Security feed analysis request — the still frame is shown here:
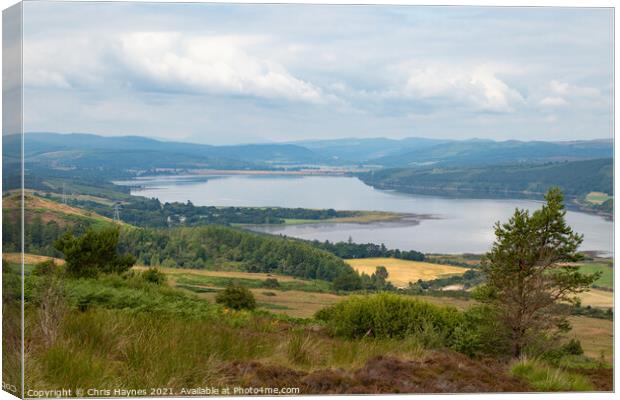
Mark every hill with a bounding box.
[292,137,612,167]
[3,132,329,173]
[2,192,121,256]
[369,139,613,167]
[4,133,612,177]
[357,158,613,200]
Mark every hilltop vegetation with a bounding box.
[358,158,612,200]
[121,225,358,284]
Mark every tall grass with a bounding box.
[509,357,594,392]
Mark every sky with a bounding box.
[16,2,614,144]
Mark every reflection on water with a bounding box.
[124,175,613,255]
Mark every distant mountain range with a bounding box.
[293,137,613,167]
[3,132,613,171]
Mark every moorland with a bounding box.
[2,132,614,395]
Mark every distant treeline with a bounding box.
[359,158,612,200]
[307,239,425,261]
[68,197,357,227]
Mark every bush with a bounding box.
[142,268,166,285]
[32,260,57,276]
[562,339,584,356]
[450,305,511,358]
[215,285,256,310]
[262,278,280,288]
[332,272,361,291]
[315,293,463,345]
[54,227,136,278]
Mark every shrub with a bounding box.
[332,272,361,291]
[315,293,463,345]
[562,339,584,356]
[262,278,280,288]
[32,260,57,276]
[142,268,166,285]
[215,285,256,310]
[54,227,136,278]
[450,305,511,358]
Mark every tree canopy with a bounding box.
[54,226,136,278]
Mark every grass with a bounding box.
[576,262,613,289]
[201,288,344,318]
[19,267,611,393]
[568,316,613,362]
[575,289,613,309]
[281,211,405,225]
[346,257,468,288]
[585,192,612,205]
[509,358,594,391]
[170,272,332,293]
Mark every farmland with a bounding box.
[577,262,613,289]
[147,266,611,360]
[346,257,468,288]
[576,288,613,309]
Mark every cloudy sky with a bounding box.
[19,2,613,144]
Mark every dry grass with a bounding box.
[4,193,118,226]
[3,253,65,265]
[576,289,613,309]
[201,289,344,318]
[347,258,467,288]
[568,316,613,362]
[132,265,301,283]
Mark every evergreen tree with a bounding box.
[478,188,599,356]
[54,226,136,278]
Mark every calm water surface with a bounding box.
[121,175,613,255]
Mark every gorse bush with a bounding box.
[215,285,257,310]
[315,293,464,345]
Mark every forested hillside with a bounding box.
[120,225,357,282]
[358,158,612,199]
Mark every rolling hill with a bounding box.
[3,132,330,172]
[357,158,613,199]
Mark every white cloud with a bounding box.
[117,32,325,104]
[23,36,108,88]
[395,63,525,112]
[539,96,568,107]
[548,80,601,98]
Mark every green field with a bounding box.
[578,262,613,289]
[585,192,612,205]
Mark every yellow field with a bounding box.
[347,257,468,288]
[3,252,65,265]
[569,316,613,361]
[577,288,614,309]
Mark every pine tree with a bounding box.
[478,188,600,356]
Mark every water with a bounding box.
[120,175,613,255]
